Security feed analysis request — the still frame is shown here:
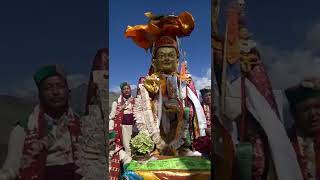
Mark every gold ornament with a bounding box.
[240,53,258,73]
[143,74,161,94]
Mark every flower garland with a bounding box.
[133,84,162,144]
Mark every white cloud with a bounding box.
[191,68,211,90]
[110,85,120,93]
[306,23,320,52]
[130,84,137,90]
[257,43,320,90]
[67,74,88,89]
[206,68,211,78]
[11,74,88,98]
[255,44,318,128]
[13,79,37,98]
[110,84,137,93]
[314,57,320,63]
[226,22,320,91]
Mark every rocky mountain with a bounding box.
[0,95,34,165]
[108,88,137,109]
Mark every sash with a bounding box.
[18,105,80,180]
[109,100,124,180]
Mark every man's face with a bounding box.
[39,75,69,111]
[153,47,178,74]
[203,93,211,105]
[121,85,131,98]
[239,27,250,40]
[295,97,320,136]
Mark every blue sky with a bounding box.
[238,0,320,50]
[0,0,107,96]
[109,0,211,92]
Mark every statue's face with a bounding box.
[153,47,178,74]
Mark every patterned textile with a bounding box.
[18,105,80,180]
[203,104,211,129]
[292,134,320,180]
[247,55,280,118]
[109,99,125,180]
[122,157,211,180]
[76,105,108,180]
[251,134,266,180]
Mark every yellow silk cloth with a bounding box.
[125,23,161,49]
[135,170,211,180]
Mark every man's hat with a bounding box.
[285,77,320,108]
[200,86,211,97]
[33,65,67,87]
[120,82,130,90]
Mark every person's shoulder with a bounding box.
[112,101,118,106]
[15,107,35,128]
[8,121,26,137]
[16,118,29,130]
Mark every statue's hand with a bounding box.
[155,139,167,151]
[144,74,160,94]
[152,133,165,150]
[164,99,181,112]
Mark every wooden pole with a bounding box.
[220,23,228,120]
[212,0,221,36]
